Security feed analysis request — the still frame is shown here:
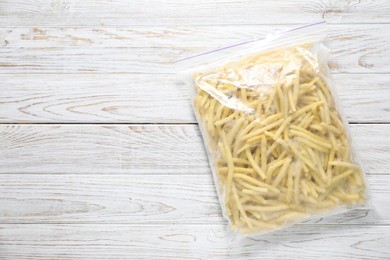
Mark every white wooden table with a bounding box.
[0,1,389,259]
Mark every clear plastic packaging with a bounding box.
[177,21,368,237]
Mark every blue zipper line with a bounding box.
[174,20,326,63]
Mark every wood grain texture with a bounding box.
[0,174,386,225]
[0,73,388,123]
[0,124,388,174]
[0,24,388,73]
[0,0,389,26]
[0,0,389,258]
[0,224,389,259]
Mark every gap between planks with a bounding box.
[0,122,388,125]
[1,23,390,29]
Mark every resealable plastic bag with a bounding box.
[177,21,368,238]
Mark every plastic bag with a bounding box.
[177,21,367,237]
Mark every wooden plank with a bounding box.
[0,73,388,123]
[0,124,388,174]
[0,24,388,73]
[0,1,389,26]
[0,224,388,259]
[0,174,387,225]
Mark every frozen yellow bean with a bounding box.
[192,44,366,234]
